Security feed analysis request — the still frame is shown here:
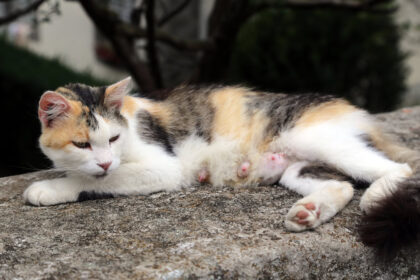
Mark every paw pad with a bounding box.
[285,201,323,231]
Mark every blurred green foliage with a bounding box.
[229,8,407,113]
[0,37,106,89]
[0,38,107,176]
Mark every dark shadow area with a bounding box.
[0,38,107,176]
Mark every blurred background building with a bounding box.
[0,0,419,176]
[397,0,420,105]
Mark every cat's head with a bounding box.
[38,77,132,178]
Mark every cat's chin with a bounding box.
[94,172,108,179]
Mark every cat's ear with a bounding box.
[104,77,132,111]
[38,91,71,128]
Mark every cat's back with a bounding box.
[131,86,349,143]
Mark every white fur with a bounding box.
[40,114,124,178]
[174,134,245,186]
[255,153,288,184]
[25,89,413,237]
[285,181,354,231]
[280,162,330,196]
[359,167,411,212]
[25,107,184,205]
[275,111,412,222]
[278,161,355,231]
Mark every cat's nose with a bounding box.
[98,161,112,171]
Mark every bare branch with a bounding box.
[74,0,210,52]
[0,0,46,25]
[145,0,163,88]
[78,0,157,93]
[158,0,191,27]
[130,1,145,26]
[191,0,252,83]
[116,22,213,52]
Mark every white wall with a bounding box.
[397,0,420,87]
[26,1,127,83]
[396,0,420,105]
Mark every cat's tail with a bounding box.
[358,177,420,259]
[358,130,420,260]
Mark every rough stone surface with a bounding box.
[1,107,420,279]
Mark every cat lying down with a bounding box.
[23,77,420,259]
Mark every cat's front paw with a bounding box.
[285,202,323,232]
[23,181,61,206]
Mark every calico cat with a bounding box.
[23,77,420,258]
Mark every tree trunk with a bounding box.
[191,0,251,83]
[79,0,157,93]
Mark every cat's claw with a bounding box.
[285,202,322,231]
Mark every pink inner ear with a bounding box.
[38,92,70,127]
[108,100,122,109]
[104,77,131,111]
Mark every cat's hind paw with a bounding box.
[285,202,322,232]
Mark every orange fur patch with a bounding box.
[296,100,356,127]
[148,102,172,127]
[211,87,269,152]
[40,100,89,149]
[121,96,139,116]
[56,87,78,99]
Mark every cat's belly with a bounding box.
[175,135,250,186]
[175,135,285,187]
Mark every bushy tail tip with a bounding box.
[358,182,420,260]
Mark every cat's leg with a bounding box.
[24,159,184,206]
[312,139,411,212]
[283,125,412,213]
[24,177,85,206]
[280,162,354,231]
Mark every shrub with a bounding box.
[229,8,407,113]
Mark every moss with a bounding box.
[0,37,107,89]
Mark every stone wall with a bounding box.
[1,107,420,279]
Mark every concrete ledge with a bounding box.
[1,107,420,279]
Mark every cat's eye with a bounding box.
[72,141,91,149]
[109,135,120,143]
